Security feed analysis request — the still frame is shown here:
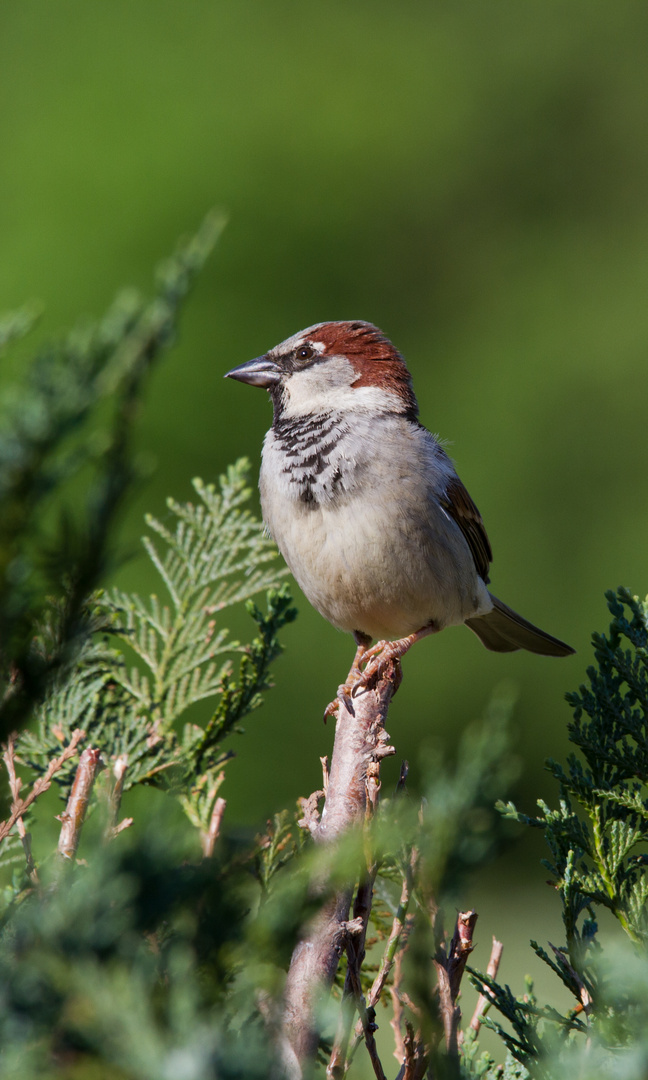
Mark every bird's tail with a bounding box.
[465,593,574,657]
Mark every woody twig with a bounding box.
[281,660,400,1078]
[0,730,85,874]
[57,746,103,862]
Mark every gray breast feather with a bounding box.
[259,412,490,639]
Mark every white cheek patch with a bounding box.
[283,361,405,418]
[283,356,356,414]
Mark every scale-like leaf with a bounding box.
[103,462,287,727]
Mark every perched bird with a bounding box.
[226,321,574,703]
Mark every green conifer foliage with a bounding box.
[0,212,226,742]
[469,589,648,1077]
[17,463,296,838]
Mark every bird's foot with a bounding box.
[324,627,437,717]
[350,639,399,697]
[323,681,355,722]
[351,623,439,697]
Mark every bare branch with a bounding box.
[390,947,408,1066]
[314,667,397,846]
[201,796,226,858]
[282,659,400,1073]
[320,755,330,794]
[331,731,416,1076]
[111,816,134,836]
[434,909,478,1055]
[448,909,478,1001]
[3,736,38,882]
[435,960,456,1056]
[468,936,503,1035]
[398,990,422,1020]
[399,1022,416,1080]
[329,848,380,1076]
[395,1020,427,1080]
[57,747,103,861]
[345,848,418,1073]
[341,924,387,1080]
[367,849,417,1011]
[0,729,84,850]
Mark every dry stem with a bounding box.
[469,936,503,1035]
[282,659,399,1076]
[366,848,417,1011]
[434,909,478,1055]
[201,796,227,857]
[390,946,408,1066]
[328,854,380,1077]
[0,730,85,860]
[57,746,103,861]
[344,846,418,1072]
[343,924,387,1080]
[395,1020,427,1080]
[3,736,38,882]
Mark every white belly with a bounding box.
[261,470,490,640]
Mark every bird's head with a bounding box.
[225,321,418,421]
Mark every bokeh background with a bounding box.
[2,0,647,1027]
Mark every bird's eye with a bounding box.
[295,344,314,362]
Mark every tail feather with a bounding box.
[465,594,574,657]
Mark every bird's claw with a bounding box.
[351,675,367,698]
[323,698,338,723]
[351,642,402,695]
[323,639,403,719]
[323,682,356,722]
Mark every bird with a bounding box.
[225,321,574,709]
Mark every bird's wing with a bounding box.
[439,475,493,584]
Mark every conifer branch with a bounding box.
[0,212,226,743]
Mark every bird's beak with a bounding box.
[224,355,281,388]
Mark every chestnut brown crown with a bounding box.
[293,320,418,416]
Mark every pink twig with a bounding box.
[434,909,478,1055]
[58,747,103,861]
[201,796,227,857]
[390,946,408,1065]
[0,730,85,855]
[469,936,503,1034]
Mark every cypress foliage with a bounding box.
[1,225,647,1078]
[469,588,648,1078]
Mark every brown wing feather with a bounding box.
[440,476,493,584]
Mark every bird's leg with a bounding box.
[351,622,439,696]
[323,632,372,721]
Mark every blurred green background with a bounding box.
[1,0,647,1011]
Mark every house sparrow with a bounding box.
[226,321,574,705]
